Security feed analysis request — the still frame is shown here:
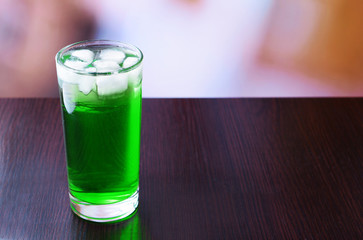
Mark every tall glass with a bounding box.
[55,40,143,222]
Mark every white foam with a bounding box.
[71,49,94,64]
[96,74,128,96]
[93,60,120,72]
[99,48,126,63]
[122,57,139,68]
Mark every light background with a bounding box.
[0,0,362,97]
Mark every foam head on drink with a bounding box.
[56,41,142,222]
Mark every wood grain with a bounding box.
[0,98,362,239]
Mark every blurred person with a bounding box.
[0,0,96,97]
[1,0,273,97]
[94,0,272,97]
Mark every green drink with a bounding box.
[56,40,143,222]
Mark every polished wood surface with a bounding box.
[0,98,362,239]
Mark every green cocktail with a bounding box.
[56,40,143,222]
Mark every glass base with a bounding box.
[69,189,139,223]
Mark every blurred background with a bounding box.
[0,0,362,97]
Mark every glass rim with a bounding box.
[55,39,143,76]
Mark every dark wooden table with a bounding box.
[0,98,362,239]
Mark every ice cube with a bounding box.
[85,67,97,73]
[62,83,77,114]
[96,74,128,96]
[64,59,90,70]
[127,65,142,87]
[122,57,139,68]
[99,48,126,63]
[93,60,120,72]
[122,47,138,57]
[79,76,96,95]
[56,64,78,84]
[71,49,94,64]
